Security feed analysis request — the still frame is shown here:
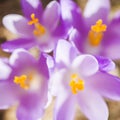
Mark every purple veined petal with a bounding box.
[42,1,60,32]
[72,55,99,76]
[59,0,86,35]
[2,14,33,36]
[54,91,75,120]
[89,72,120,101]
[77,89,108,120]
[54,39,79,66]
[0,59,12,80]
[21,0,43,20]
[95,56,115,72]
[69,28,85,53]
[1,38,36,52]
[0,81,19,109]
[83,0,110,27]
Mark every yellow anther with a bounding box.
[69,74,84,94]
[71,73,77,79]
[14,74,32,90]
[88,31,103,46]
[88,19,107,46]
[33,23,46,36]
[91,19,107,32]
[77,80,84,90]
[28,13,39,25]
[28,13,46,37]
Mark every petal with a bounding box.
[52,18,69,38]
[9,48,36,66]
[77,89,108,120]
[0,82,18,109]
[49,69,66,96]
[102,12,120,49]
[104,42,120,60]
[3,14,33,36]
[54,40,79,66]
[17,93,46,120]
[38,53,49,79]
[38,39,55,53]
[84,0,110,27]
[42,1,60,31]
[0,59,12,80]
[95,56,115,72]
[46,54,55,75]
[89,72,120,100]
[54,91,75,120]
[69,28,84,53]
[60,0,85,34]
[1,38,35,52]
[72,55,99,76]
[21,0,43,20]
[107,11,120,38]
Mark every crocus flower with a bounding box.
[0,49,49,120]
[1,0,67,53]
[61,0,120,60]
[50,40,120,120]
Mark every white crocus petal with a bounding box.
[3,14,22,34]
[72,55,99,76]
[9,48,27,65]
[54,92,75,120]
[55,40,79,66]
[49,69,66,96]
[77,89,108,120]
[44,91,53,109]
[0,60,12,80]
[3,14,33,37]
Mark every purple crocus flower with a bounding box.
[0,49,49,120]
[61,0,120,60]
[1,0,67,53]
[50,40,120,120]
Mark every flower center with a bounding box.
[28,13,46,37]
[14,74,33,90]
[88,19,107,46]
[69,73,84,94]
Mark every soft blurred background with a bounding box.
[0,0,120,120]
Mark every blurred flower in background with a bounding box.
[1,0,68,53]
[68,0,120,60]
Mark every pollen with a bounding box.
[88,19,107,46]
[28,13,46,37]
[14,74,33,90]
[69,74,84,94]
